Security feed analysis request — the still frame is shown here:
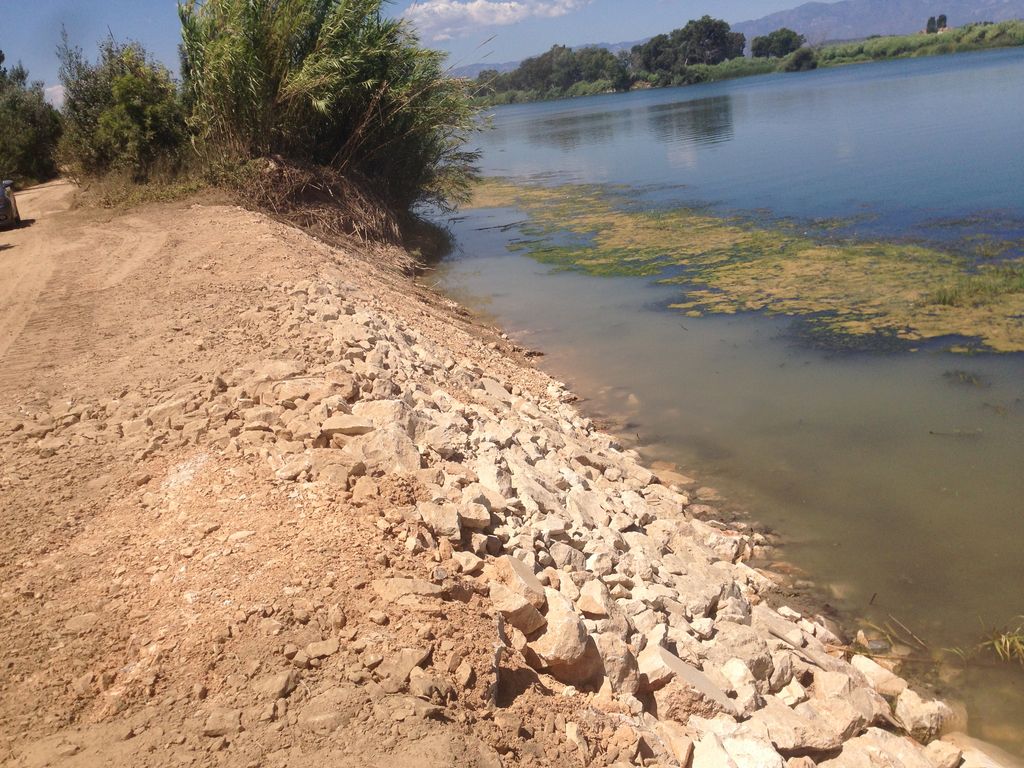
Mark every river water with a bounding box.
[432,49,1024,752]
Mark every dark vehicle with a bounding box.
[0,180,21,229]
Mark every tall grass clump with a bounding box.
[178,0,478,218]
[928,262,1024,307]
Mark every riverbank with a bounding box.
[472,20,1024,107]
[0,182,1017,767]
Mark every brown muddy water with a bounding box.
[433,210,1024,753]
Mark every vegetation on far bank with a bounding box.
[467,179,1024,353]
[472,18,1024,106]
[1,0,479,247]
[817,18,1024,66]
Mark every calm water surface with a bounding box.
[434,49,1024,752]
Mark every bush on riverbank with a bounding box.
[179,0,478,212]
[782,47,819,72]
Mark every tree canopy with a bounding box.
[630,16,745,86]
[477,45,629,101]
[57,37,185,179]
[0,51,62,183]
[751,28,807,58]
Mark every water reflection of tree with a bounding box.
[522,109,626,150]
[647,95,734,146]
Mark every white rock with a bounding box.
[895,689,966,744]
[818,727,934,768]
[637,645,738,717]
[458,502,492,530]
[925,740,963,768]
[451,551,484,575]
[529,588,601,686]
[850,654,907,699]
[320,413,374,436]
[577,579,612,617]
[778,677,808,707]
[493,555,546,610]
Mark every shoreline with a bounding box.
[472,35,1024,108]
[0,184,1019,766]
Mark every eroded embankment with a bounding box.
[467,180,1024,353]
[0,186,1015,767]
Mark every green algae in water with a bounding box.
[467,179,1024,353]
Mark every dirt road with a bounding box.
[0,184,554,767]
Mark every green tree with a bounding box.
[675,16,745,66]
[58,36,185,179]
[751,28,807,58]
[631,16,744,85]
[0,51,62,183]
[179,0,478,211]
[927,16,938,34]
[937,14,948,29]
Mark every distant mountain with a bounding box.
[450,0,1024,77]
[733,0,1024,45]
[450,60,521,79]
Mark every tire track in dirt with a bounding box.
[0,184,167,396]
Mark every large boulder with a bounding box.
[528,588,602,687]
[638,645,738,718]
[345,425,422,473]
[747,696,845,756]
[490,582,546,634]
[492,555,546,611]
[817,727,934,768]
[595,632,640,695]
[895,689,966,744]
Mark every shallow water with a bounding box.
[433,49,1024,752]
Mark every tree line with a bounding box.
[0,0,478,221]
[475,16,811,104]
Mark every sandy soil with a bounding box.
[0,183,582,767]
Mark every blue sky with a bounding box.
[3,0,829,97]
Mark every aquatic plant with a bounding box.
[927,263,1024,308]
[467,179,1024,352]
[981,619,1024,666]
[944,617,1024,668]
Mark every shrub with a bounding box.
[178,0,478,211]
[0,51,62,184]
[781,47,818,72]
[57,36,186,180]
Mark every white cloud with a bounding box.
[44,84,65,108]
[404,0,591,41]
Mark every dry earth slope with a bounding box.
[0,182,1017,768]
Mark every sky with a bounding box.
[2,0,833,100]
